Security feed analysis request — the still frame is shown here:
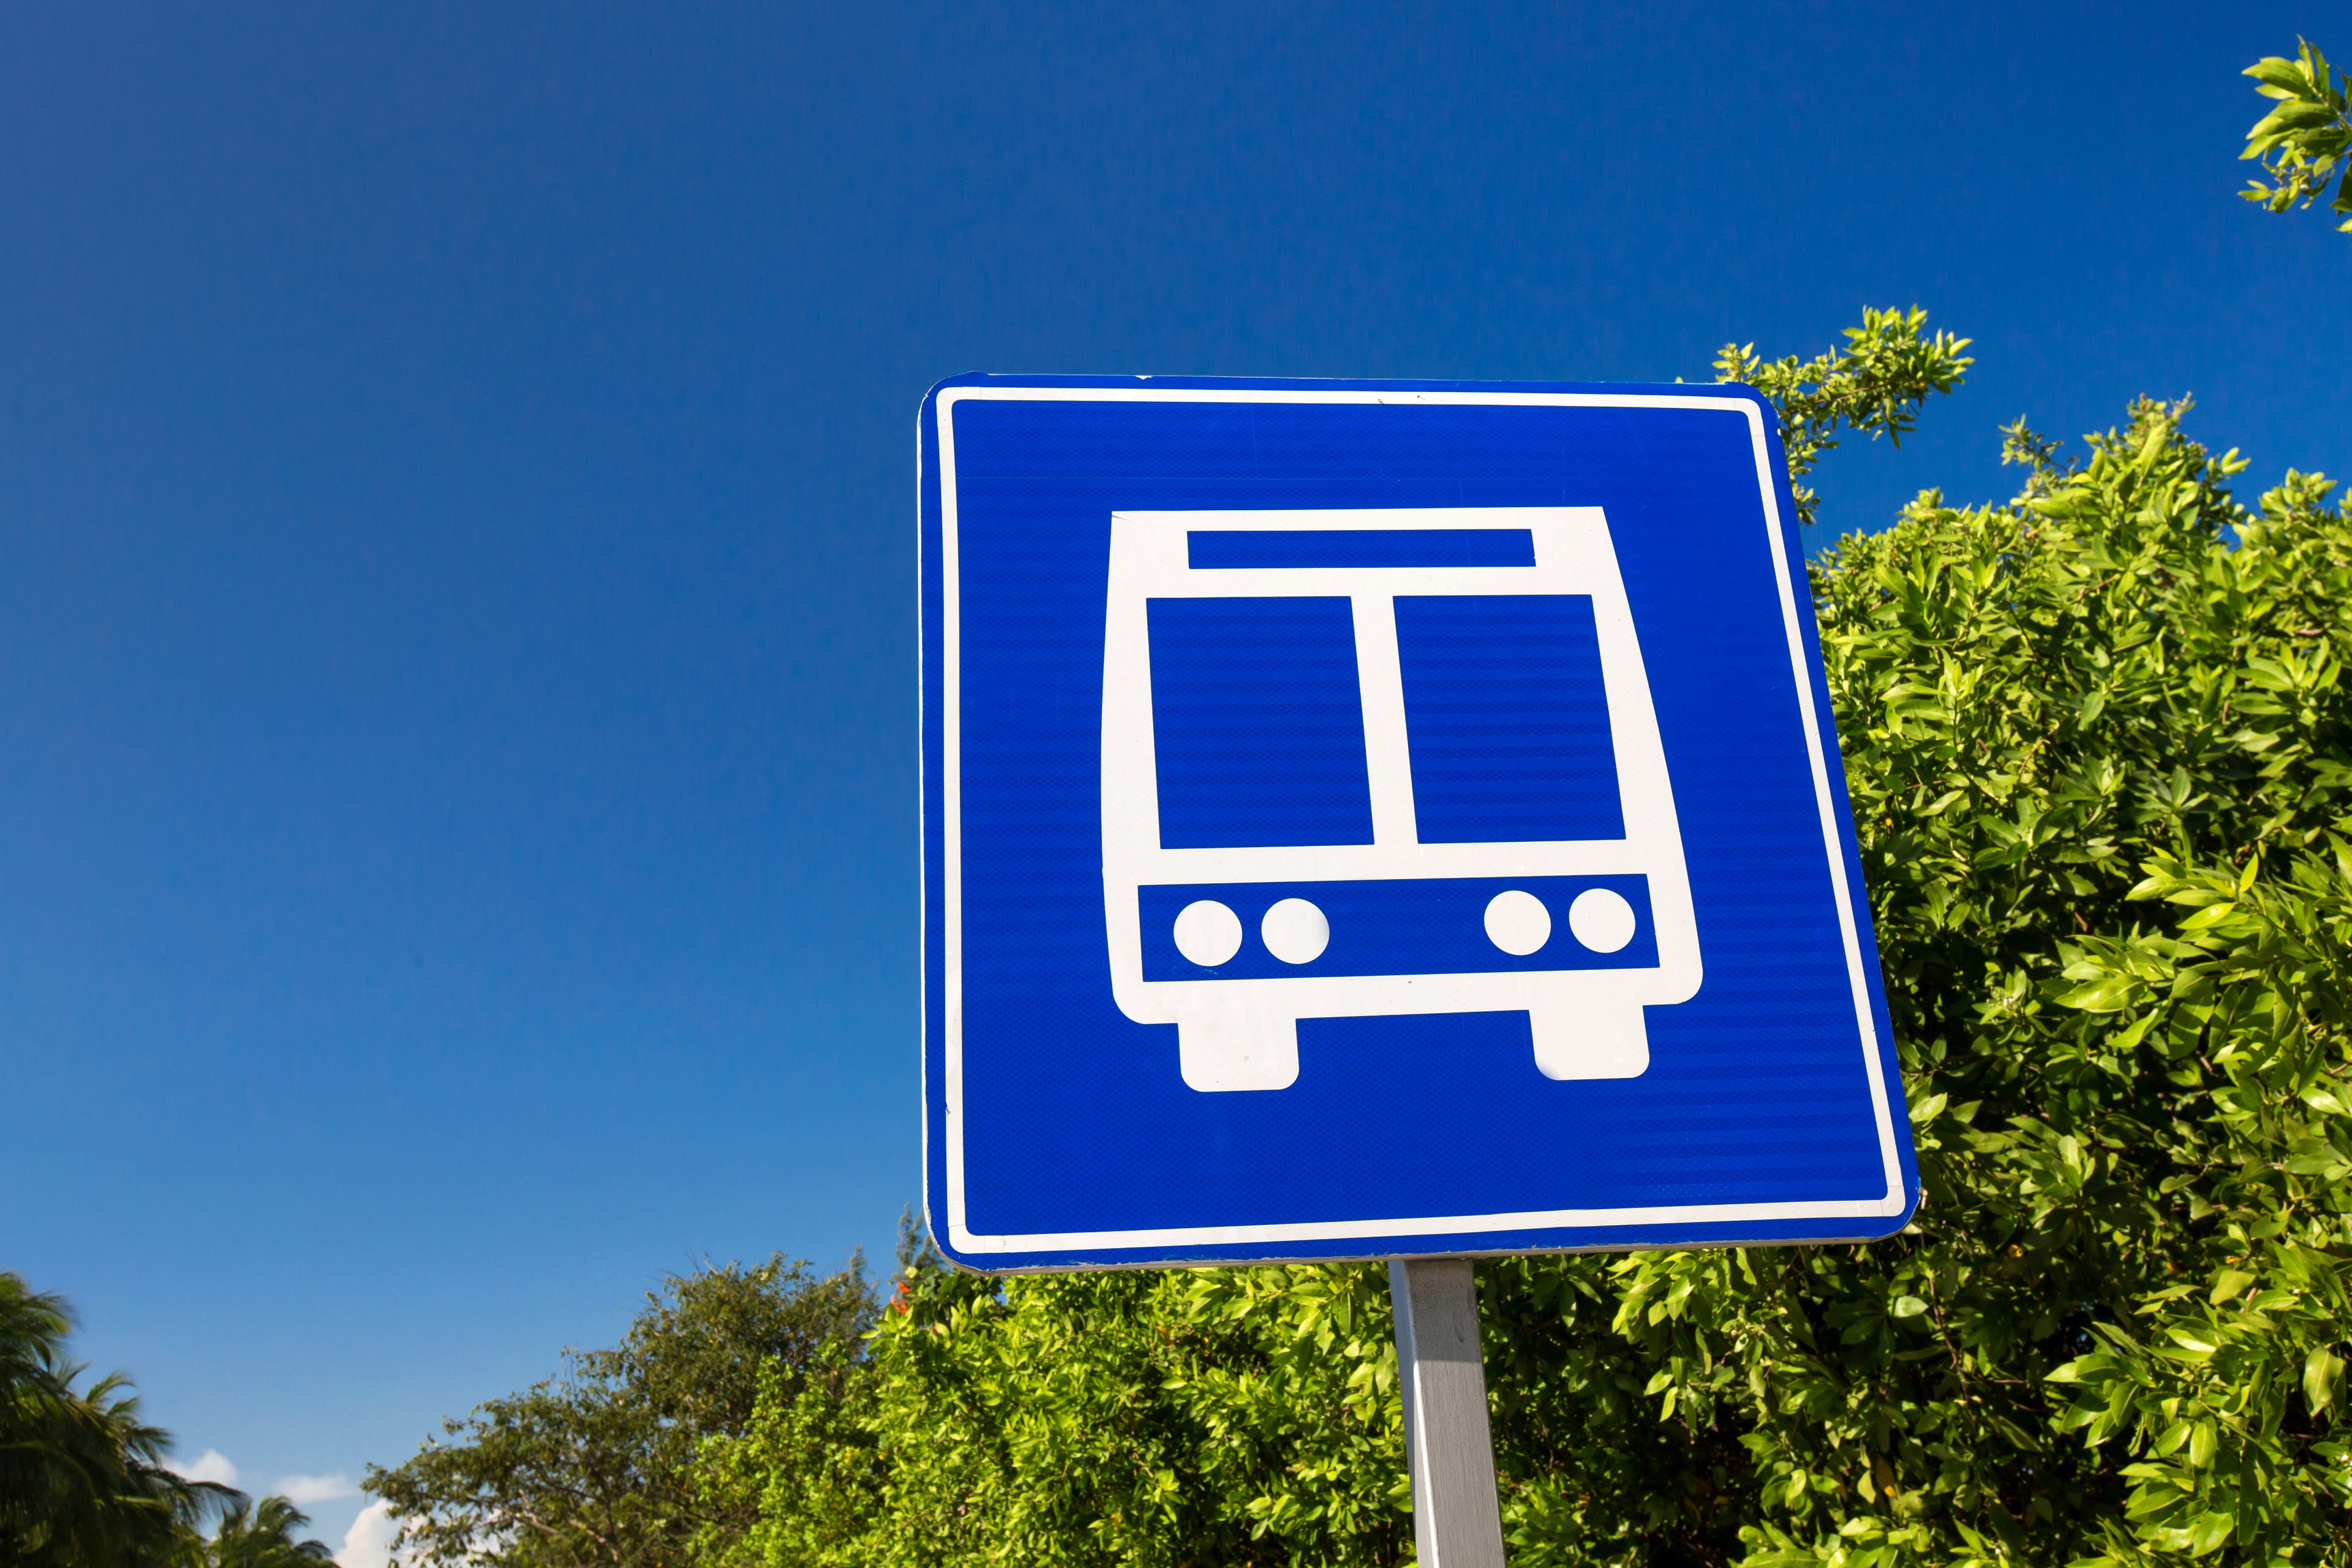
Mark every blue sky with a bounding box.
[2,0,2343,1555]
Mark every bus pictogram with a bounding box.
[1101,507,1703,1091]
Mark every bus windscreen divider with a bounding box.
[1186,529,1537,570]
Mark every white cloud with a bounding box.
[168,1449,242,1488]
[340,1499,403,1568]
[277,1472,360,1506]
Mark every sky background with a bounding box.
[3,1,2345,1558]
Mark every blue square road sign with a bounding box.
[919,375,1919,1272]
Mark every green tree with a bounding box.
[703,318,2352,1567]
[1,1271,242,1568]
[2241,40,2352,234]
[368,1254,878,1568]
[206,1495,336,1567]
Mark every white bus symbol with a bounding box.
[1101,508,1702,1092]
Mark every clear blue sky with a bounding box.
[3,0,2342,1552]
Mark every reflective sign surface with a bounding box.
[921,377,1917,1270]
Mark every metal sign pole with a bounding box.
[1390,1258,1506,1567]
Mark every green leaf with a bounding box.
[2305,1347,2342,1414]
[2188,1420,2217,1469]
[2208,1269,2256,1303]
[2255,101,2343,132]
[2245,56,2314,91]
[2056,975,2139,1012]
[2188,1509,2234,1555]
[2178,901,2239,931]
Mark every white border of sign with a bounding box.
[930,386,1906,1257]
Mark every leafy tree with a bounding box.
[368,1254,877,1568]
[1,1270,242,1567]
[206,1494,336,1567]
[2242,40,2352,235]
[702,317,2352,1567]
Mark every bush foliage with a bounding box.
[688,344,2352,1567]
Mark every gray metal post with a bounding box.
[1390,1258,1506,1567]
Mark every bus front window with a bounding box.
[1144,595,1376,850]
[1395,594,1625,843]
